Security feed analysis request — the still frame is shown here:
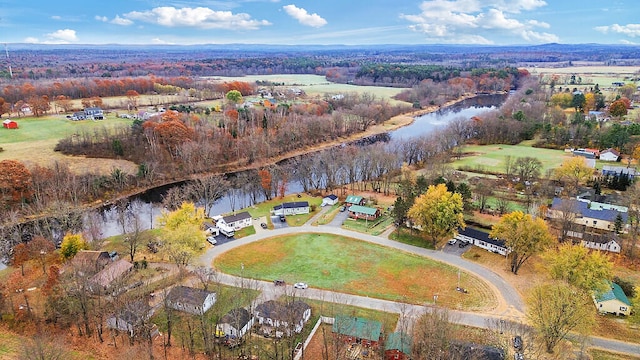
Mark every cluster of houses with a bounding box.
[66,250,134,294]
[68,107,104,121]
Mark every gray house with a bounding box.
[216,308,254,339]
[166,286,216,315]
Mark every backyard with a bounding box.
[213,233,497,311]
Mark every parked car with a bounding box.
[293,282,308,289]
[260,223,268,229]
[458,241,470,248]
[447,238,457,245]
[206,236,217,245]
[273,279,285,286]
[339,206,346,212]
[279,215,286,222]
[513,335,523,351]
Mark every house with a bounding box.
[455,227,509,256]
[601,165,636,180]
[2,119,18,129]
[84,107,104,120]
[599,148,620,162]
[221,211,252,230]
[573,148,598,159]
[166,286,216,315]
[254,300,311,337]
[216,308,254,339]
[332,316,383,348]
[548,197,628,232]
[70,250,112,274]
[581,233,621,253]
[345,195,365,207]
[348,205,381,221]
[89,259,133,293]
[273,201,310,216]
[593,281,632,316]
[106,301,158,337]
[385,332,412,360]
[321,194,339,207]
[69,111,87,121]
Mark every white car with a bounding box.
[206,236,217,245]
[293,282,308,289]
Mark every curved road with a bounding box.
[196,224,640,356]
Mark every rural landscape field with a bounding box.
[2,1,640,359]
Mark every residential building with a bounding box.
[273,201,310,216]
[221,211,252,230]
[581,233,622,253]
[345,195,366,207]
[166,286,216,315]
[89,258,133,293]
[106,301,158,337]
[348,205,381,221]
[322,194,339,207]
[599,148,620,162]
[601,165,637,179]
[216,308,254,339]
[332,316,383,348]
[455,227,509,256]
[385,332,412,360]
[254,300,311,338]
[594,281,632,316]
[84,107,104,120]
[548,197,628,232]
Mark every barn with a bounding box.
[2,119,18,129]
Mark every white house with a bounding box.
[321,194,339,207]
[273,201,310,216]
[455,227,509,256]
[216,308,254,339]
[599,148,620,162]
[166,286,216,315]
[581,233,621,253]
[254,300,311,338]
[84,107,104,120]
[594,281,632,316]
[221,211,252,230]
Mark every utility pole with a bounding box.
[4,43,13,79]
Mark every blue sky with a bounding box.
[1,0,639,45]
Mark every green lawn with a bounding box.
[453,143,572,175]
[242,194,324,226]
[341,215,394,235]
[214,233,497,311]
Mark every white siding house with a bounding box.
[166,286,216,315]
[216,308,254,339]
[221,211,252,230]
[322,194,339,206]
[254,300,311,338]
[599,148,620,162]
[455,227,509,256]
[594,281,632,316]
[273,202,310,216]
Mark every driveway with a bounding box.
[327,208,349,227]
[270,215,289,229]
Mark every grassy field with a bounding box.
[453,143,572,175]
[214,233,497,311]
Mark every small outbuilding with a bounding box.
[322,194,339,207]
[2,119,18,129]
[594,281,632,316]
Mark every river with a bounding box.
[85,94,506,240]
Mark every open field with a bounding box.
[214,233,497,311]
[452,143,572,175]
[210,74,409,103]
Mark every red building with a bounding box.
[2,119,18,129]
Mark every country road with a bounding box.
[195,224,640,356]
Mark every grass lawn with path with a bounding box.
[214,233,497,311]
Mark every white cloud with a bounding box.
[151,38,174,45]
[401,0,557,44]
[123,6,271,30]
[111,15,133,26]
[283,4,327,28]
[24,37,39,43]
[95,15,108,22]
[45,29,78,43]
[595,24,640,38]
[51,15,61,20]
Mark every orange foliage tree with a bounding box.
[258,169,272,200]
[0,160,33,206]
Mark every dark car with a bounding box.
[458,241,470,248]
[513,335,523,351]
[260,223,267,229]
[273,279,285,286]
[279,215,286,222]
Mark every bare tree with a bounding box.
[185,175,230,217]
[21,334,70,360]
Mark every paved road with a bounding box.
[196,225,640,356]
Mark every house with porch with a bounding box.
[216,308,254,339]
[273,201,310,216]
[345,195,366,207]
[166,286,216,315]
[594,281,632,316]
[332,316,383,348]
[254,300,311,338]
[221,211,252,230]
[348,205,381,221]
[581,233,622,253]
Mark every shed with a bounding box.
[594,281,631,316]
[2,119,18,129]
[322,194,339,207]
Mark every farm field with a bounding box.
[452,143,571,175]
[214,233,497,311]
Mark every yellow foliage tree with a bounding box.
[158,202,205,268]
[407,183,465,247]
[542,243,613,293]
[553,156,593,195]
[490,211,553,274]
[60,233,89,260]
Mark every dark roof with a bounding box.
[223,211,251,224]
[325,194,338,200]
[601,166,636,176]
[449,342,505,360]
[551,197,628,223]
[255,300,310,323]
[583,232,618,245]
[273,201,309,210]
[166,286,214,307]
[71,250,111,271]
[220,308,252,329]
[458,227,506,248]
[332,316,382,342]
[113,301,151,324]
[385,332,412,354]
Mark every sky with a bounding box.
[0,0,639,46]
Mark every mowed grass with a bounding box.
[214,233,497,311]
[453,143,572,175]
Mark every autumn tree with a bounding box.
[542,243,613,292]
[28,95,50,117]
[158,202,204,269]
[60,233,89,260]
[407,183,465,247]
[225,90,243,104]
[258,169,273,200]
[490,211,553,274]
[126,90,140,110]
[609,99,628,118]
[553,156,593,196]
[54,95,73,113]
[527,282,594,353]
[514,157,542,183]
[0,159,33,207]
